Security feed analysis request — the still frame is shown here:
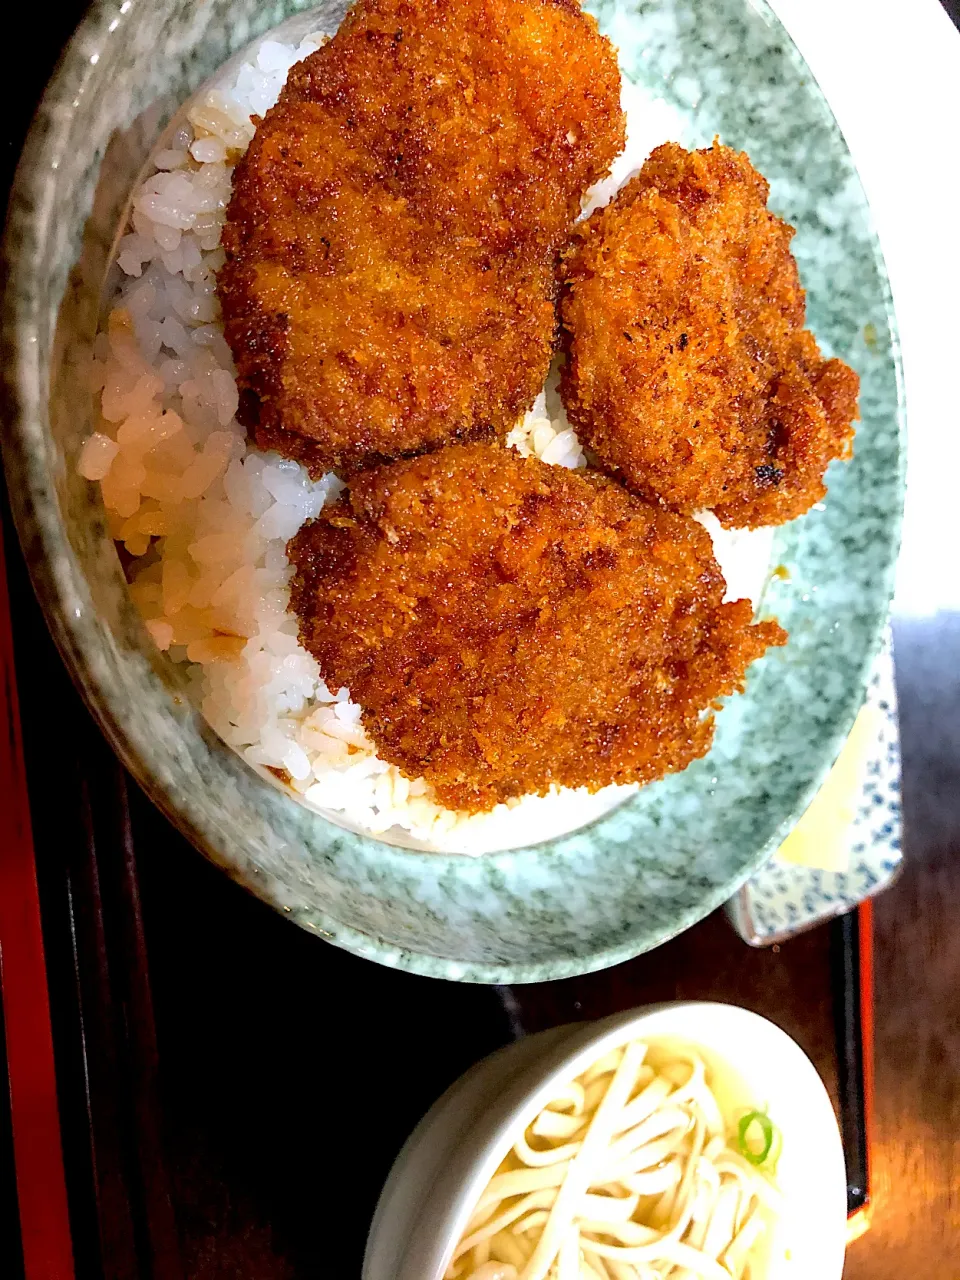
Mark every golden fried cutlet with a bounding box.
[287,443,786,812]
[220,0,625,475]
[560,142,859,527]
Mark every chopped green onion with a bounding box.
[737,1110,778,1167]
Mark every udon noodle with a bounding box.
[447,1039,782,1280]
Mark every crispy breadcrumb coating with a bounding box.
[287,443,786,811]
[560,142,859,527]
[220,0,624,474]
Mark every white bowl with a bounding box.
[363,1002,847,1280]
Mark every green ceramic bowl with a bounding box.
[1,0,904,982]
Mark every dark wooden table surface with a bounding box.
[121,623,960,1280]
[853,616,960,1272]
[4,5,960,1277]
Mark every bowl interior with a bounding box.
[2,0,904,981]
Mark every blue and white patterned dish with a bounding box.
[1,0,905,981]
[728,629,902,945]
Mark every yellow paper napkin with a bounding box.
[775,704,880,873]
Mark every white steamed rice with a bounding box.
[77,28,773,855]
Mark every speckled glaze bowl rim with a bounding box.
[1,0,905,983]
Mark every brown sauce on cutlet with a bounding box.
[560,141,859,527]
[219,0,625,476]
[288,443,785,812]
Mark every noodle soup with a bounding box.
[447,1037,783,1280]
[365,1004,846,1280]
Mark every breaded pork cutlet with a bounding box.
[220,0,625,475]
[560,142,859,527]
[287,443,785,812]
